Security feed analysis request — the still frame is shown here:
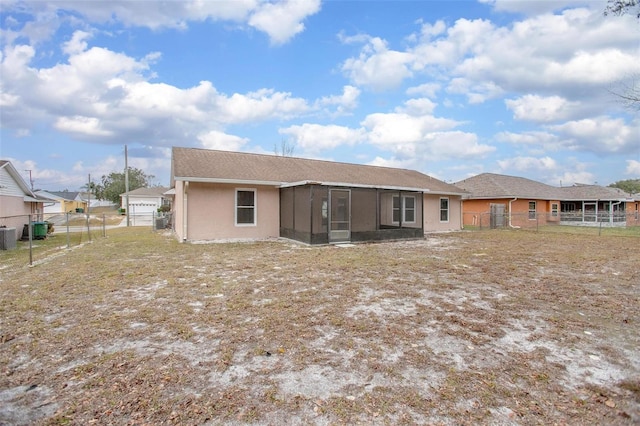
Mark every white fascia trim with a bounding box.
[174,177,283,187]
[281,180,431,192]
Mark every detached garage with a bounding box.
[120,187,169,216]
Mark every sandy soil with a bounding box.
[0,229,638,425]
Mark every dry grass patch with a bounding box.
[0,228,638,424]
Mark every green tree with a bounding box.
[99,167,155,204]
[609,179,640,194]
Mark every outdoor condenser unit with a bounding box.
[0,227,17,250]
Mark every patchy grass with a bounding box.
[0,228,638,425]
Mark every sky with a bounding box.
[1,0,639,192]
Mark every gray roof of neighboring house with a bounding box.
[171,147,466,195]
[454,173,560,199]
[559,184,635,201]
[47,191,81,200]
[454,173,636,201]
[120,186,169,197]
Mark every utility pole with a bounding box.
[125,145,130,227]
[87,173,91,215]
[24,170,34,190]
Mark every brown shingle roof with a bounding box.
[454,173,560,199]
[560,184,635,201]
[454,173,636,201]
[171,147,465,194]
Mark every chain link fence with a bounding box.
[0,211,172,267]
[462,211,640,235]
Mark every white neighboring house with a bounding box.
[120,187,169,216]
[0,160,44,243]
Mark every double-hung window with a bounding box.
[392,195,416,224]
[528,201,536,220]
[404,196,416,223]
[551,203,559,217]
[236,189,256,225]
[440,197,449,222]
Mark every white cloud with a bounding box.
[497,156,558,173]
[549,116,639,154]
[362,111,493,160]
[406,82,440,98]
[4,0,318,45]
[316,85,360,114]
[1,39,315,144]
[479,0,597,15]
[279,123,365,152]
[198,131,249,151]
[362,112,458,147]
[495,130,562,151]
[54,116,113,137]
[396,98,437,116]
[505,94,582,122]
[625,160,640,177]
[248,0,321,45]
[341,37,414,91]
[556,170,596,187]
[62,30,92,55]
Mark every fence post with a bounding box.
[66,212,70,249]
[103,214,106,238]
[86,213,91,242]
[28,214,33,266]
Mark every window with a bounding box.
[392,195,416,223]
[440,197,449,222]
[392,196,401,223]
[551,203,559,217]
[528,201,536,220]
[404,196,416,223]
[236,189,256,225]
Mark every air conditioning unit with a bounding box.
[0,227,17,250]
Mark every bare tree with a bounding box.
[274,137,296,157]
[604,0,640,18]
[604,1,639,109]
[609,75,640,110]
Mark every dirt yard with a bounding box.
[0,228,638,425]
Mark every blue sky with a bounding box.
[1,0,639,191]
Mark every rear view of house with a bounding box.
[170,147,466,244]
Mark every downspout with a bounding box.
[182,181,189,242]
[508,197,519,228]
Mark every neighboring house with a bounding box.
[120,186,170,216]
[0,160,44,242]
[455,173,638,228]
[35,190,88,214]
[171,147,466,244]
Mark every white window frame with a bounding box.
[392,195,416,224]
[392,195,401,224]
[235,188,257,226]
[439,197,449,223]
[403,195,416,224]
[551,202,559,217]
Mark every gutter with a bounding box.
[508,197,520,228]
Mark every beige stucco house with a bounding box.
[171,147,466,244]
